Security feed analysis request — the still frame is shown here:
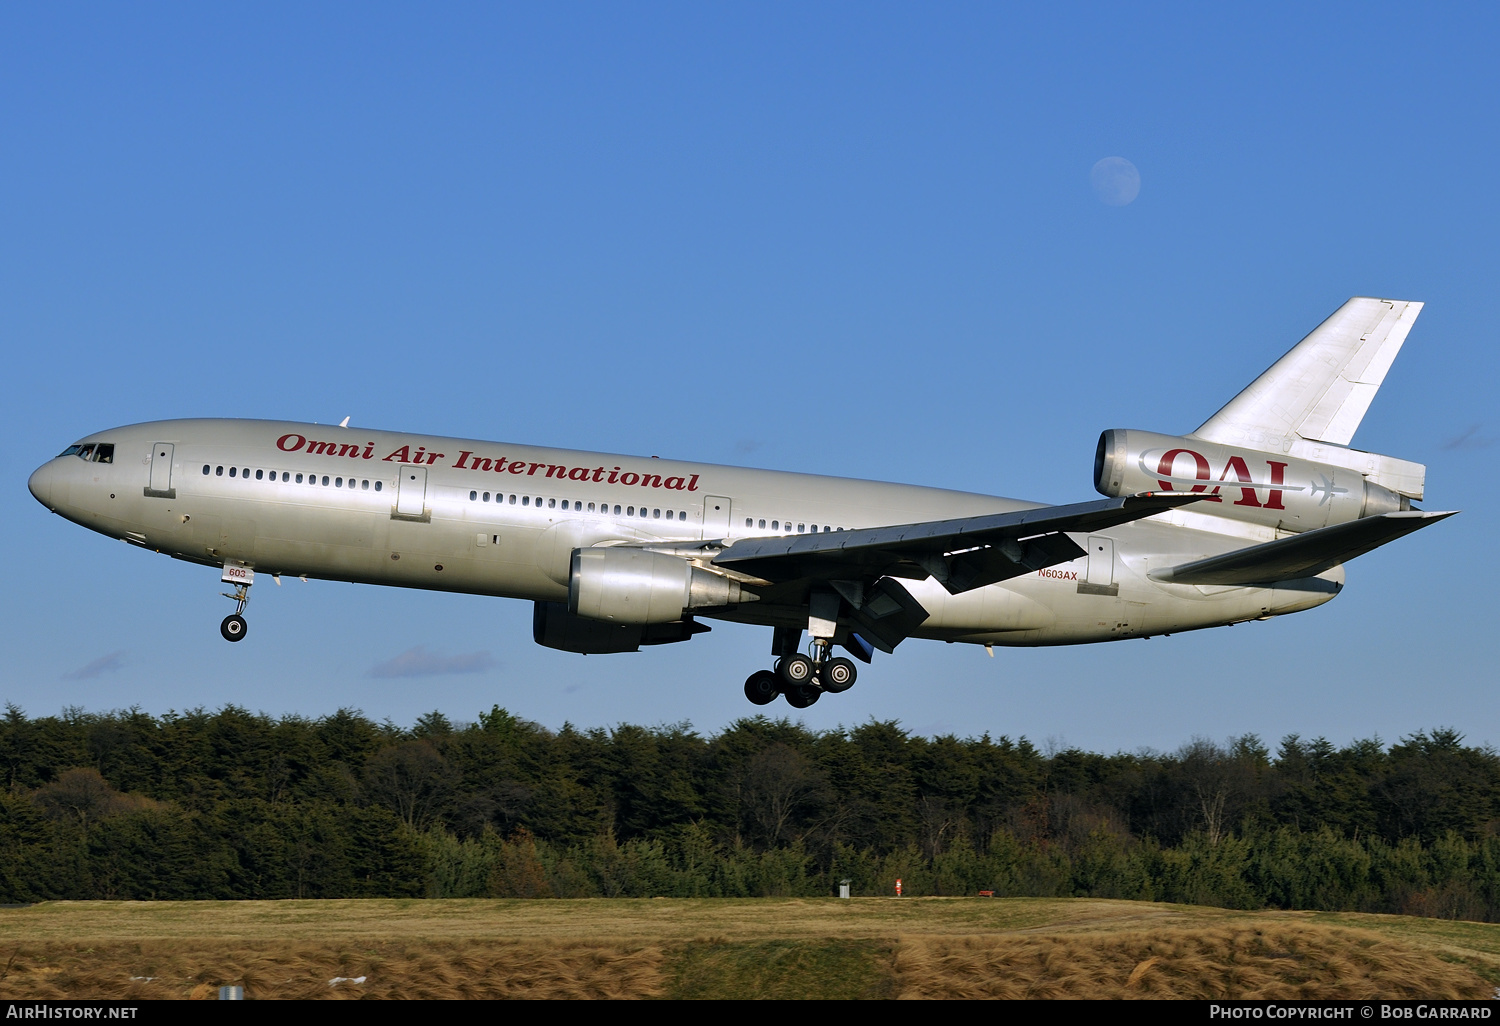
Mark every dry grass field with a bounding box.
[0,898,1496,999]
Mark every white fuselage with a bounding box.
[28,418,1341,649]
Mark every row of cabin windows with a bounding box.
[746,518,842,533]
[467,491,688,521]
[203,465,383,491]
[195,465,839,532]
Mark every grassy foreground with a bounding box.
[1,898,1497,999]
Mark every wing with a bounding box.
[1191,297,1422,451]
[712,492,1203,595]
[1147,510,1456,586]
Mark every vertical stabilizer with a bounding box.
[1190,297,1422,452]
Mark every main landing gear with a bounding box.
[742,630,859,708]
[219,563,255,642]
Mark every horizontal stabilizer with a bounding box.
[1192,298,1422,452]
[1148,510,1456,586]
[715,492,1203,594]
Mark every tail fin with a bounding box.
[1188,297,1425,499]
[1192,297,1421,448]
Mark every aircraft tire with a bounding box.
[822,657,857,693]
[784,684,820,709]
[220,614,248,642]
[744,670,780,706]
[779,654,815,687]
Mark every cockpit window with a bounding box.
[57,442,114,463]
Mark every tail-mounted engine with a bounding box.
[1094,429,1422,533]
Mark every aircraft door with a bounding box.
[395,465,428,519]
[146,443,175,498]
[1079,535,1120,596]
[1086,536,1114,586]
[702,496,732,541]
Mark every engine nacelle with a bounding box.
[1095,429,1412,533]
[569,547,748,625]
[532,601,706,654]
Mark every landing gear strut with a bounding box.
[219,564,254,643]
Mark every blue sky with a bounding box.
[3,4,1496,753]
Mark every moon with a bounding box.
[1091,157,1141,206]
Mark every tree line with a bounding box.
[1,703,1497,920]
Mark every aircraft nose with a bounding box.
[28,462,56,508]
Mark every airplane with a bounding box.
[28,297,1454,708]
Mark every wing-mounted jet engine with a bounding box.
[533,547,753,654]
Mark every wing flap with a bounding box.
[1148,510,1456,586]
[713,492,1202,593]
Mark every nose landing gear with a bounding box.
[219,563,255,643]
